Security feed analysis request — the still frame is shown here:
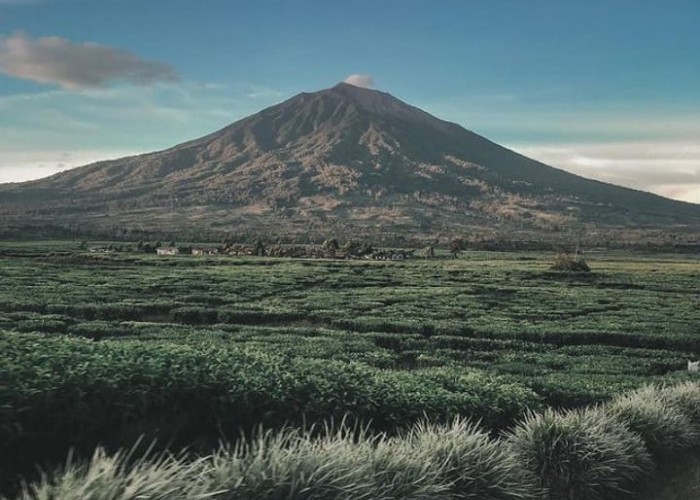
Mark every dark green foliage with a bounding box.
[252,238,265,256]
[0,330,539,489]
[169,306,218,324]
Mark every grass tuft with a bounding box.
[506,407,651,500]
[16,442,205,500]
[658,381,700,441]
[607,385,698,458]
[407,417,534,499]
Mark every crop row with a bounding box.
[0,330,539,490]
[5,302,700,355]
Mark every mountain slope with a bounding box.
[1,82,699,239]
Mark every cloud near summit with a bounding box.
[343,74,374,89]
[0,32,179,90]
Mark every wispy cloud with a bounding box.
[0,32,178,89]
[0,81,265,183]
[343,74,374,89]
[510,141,700,204]
[245,85,282,99]
[0,149,143,183]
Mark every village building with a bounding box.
[192,248,218,255]
[156,247,179,255]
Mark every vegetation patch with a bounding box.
[11,383,700,500]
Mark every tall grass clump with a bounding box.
[201,426,374,500]
[368,437,451,500]
[406,417,533,499]
[15,442,204,500]
[606,385,698,458]
[506,407,652,500]
[200,423,449,500]
[658,381,700,440]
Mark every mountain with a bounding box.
[1,82,699,241]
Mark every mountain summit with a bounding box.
[1,82,699,239]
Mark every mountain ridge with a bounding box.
[1,82,699,240]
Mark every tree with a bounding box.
[252,238,265,256]
[341,240,359,257]
[450,238,464,258]
[322,237,340,258]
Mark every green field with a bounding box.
[1,242,698,495]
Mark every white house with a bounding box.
[156,247,179,255]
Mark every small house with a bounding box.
[156,247,179,255]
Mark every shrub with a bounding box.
[506,407,651,500]
[606,385,698,457]
[551,253,590,273]
[407,417,533,499]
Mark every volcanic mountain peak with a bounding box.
[1,83,699,239]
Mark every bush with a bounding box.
[606,385,698,457]
[551,253,590,273]
[507,407,652,500]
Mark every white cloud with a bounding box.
[0,32,178,89]
[343,74,374,89]
[510,141,700,204]
[0,149,144,183]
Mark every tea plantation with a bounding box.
[0,242,698,495]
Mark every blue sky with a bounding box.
[1,0,699,202]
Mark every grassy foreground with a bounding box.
[9,382,700,500]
